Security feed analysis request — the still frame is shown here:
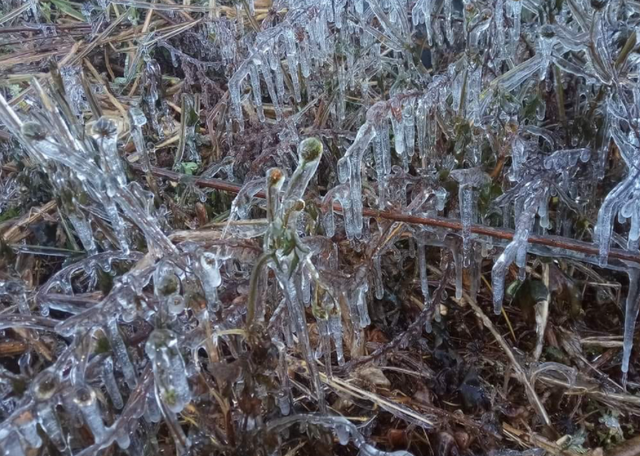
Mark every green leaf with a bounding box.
[49,0,85,21]
[180,162,199,175]
[0,207,20,223]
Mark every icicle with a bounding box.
[507,0,522,52]
[102,357,124,409]
[67,212,97,255]
[329,310,344,365]
[248,62,265,122]
[285,31,302,103]
[595,175,634,266]
[228,63,250,131]
[403,101,415,156]
[130,106,151,171]
[145,329,191,414]
[354,280,371,328]
[334,0,347,28]
[235,3,244,36]
[301,268,311,306]
[373,254,384,300]
[538,26,556,81]
[337,119,377,239]
[74,385,107,443]
[106,319,137,388]
[492,190,543,313]
[596,115,610,180]
[510,136,527,180]
[417,241,430,307]
[391,103,406,160]
[444,0,454,43]
[144,391,162,423]
[35,400,66,451]
[196,252,222,310]
[450,169,490,267]
[299,39,312,79]
[258,56,283,121]
[373,125,391,208]
[452,244,463,303]
[276,272,326,412]
[622,268,640,385]
[412,0,433,45]
[315,318,330,362]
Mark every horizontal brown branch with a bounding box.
[135,164,640,266]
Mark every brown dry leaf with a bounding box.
[353,365,391,388]
[387,428,408,448]
[413,386,433,406]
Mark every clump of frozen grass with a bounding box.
[0,0,640,454]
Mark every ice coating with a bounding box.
[145,329,191,414]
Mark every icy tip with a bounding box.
[73,385,97,406]
[298,138,323,163]
[92,117,118,138]
[33,371,58,400]
[21,121,47,141]
[267,168,286,189]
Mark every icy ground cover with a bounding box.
[0,0,640,454]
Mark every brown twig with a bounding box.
[133,164,640,265]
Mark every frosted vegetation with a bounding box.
[0,0,639,454]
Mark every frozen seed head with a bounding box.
[21,122,47,141]
[539,24,555,39]
[92,117,118,139]
[129,106,147,127]
[33,371,58,400]
[73,385,96,406]
[298,138,323,164]
[157,273,180,297]
[267,168,286,189]
[450,168,491,188]
[145,329,178,358]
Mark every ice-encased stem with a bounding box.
[145,329,191,414]
[106,319,137,388]
[460,185,474,267]
[417,242,430,305]
[276,271,326,413]
[92,117,126,187]
[102,357,124,409]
